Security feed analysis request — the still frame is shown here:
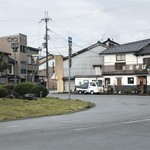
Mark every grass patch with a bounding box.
[0,97,94,121]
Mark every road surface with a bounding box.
[0,94,150,150]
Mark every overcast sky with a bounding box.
[0,0,150,56]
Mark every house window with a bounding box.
[128,77,134,84]
[116,54,125,61]
[21,69,26,74]
[105,78,110,85]
[143,57,150,66]
[98,80,103,85]
[95,67,100,75]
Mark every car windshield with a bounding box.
[96,82,102,87]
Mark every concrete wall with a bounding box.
[55,55,64,92]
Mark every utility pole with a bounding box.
[40,12,52,90]
[68,37,72,110]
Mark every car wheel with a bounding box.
[90,90,94,95]
[78,90,82,94]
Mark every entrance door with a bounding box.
[137,76,147,94]
[117,78,122,93]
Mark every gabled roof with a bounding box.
[102,38,120,47]
[63,41,108,60]
[39,54,54,65]
[100,38,150,55]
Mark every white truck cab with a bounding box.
[75,81,103,94]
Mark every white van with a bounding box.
[75,81,103,94]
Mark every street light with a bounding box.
[11,43,19,86]
[7,37,19,87]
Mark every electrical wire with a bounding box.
[49,35,62,55]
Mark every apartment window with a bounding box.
[116,54,125,61]
[21,69,26,74]
[20,45,26,53]
[128,77,134,84]
[8,65,13,74]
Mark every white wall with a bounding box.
[104,53,137,65]
[104,75,137,86]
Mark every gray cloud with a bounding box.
[0,0,150,55]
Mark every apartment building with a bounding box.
[0,33,40,84]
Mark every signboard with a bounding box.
[11,43,19,52]
[122,64,147,70]
[68,37,72,46]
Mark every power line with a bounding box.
[57,0,150,20]
[49,35,62,55]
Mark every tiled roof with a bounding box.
[100,38,150,55]
[135,44,150,56]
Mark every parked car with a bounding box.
[75,81,103,94]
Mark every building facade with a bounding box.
[0,33,39,84]
[39,55,64,92]
[100,38,150,94]
[63,39,119,92]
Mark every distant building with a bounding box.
[0,33,40,84]
[39,55,64,92]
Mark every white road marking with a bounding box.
[74,118,150,131]
[7,125,21,128]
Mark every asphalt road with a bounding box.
[0,94,150,150]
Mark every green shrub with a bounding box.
[15,82,37,96]
[0,86,8,98]
[31,85,49,97]
[2,83,15,93]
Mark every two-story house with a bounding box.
[100,38,150,94]
[0,33,40,84]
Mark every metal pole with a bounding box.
[32,57,34,82]
[45,16,49,90]
[68,54,71,106]
[68,38,72,111]
[14,51,17,86]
